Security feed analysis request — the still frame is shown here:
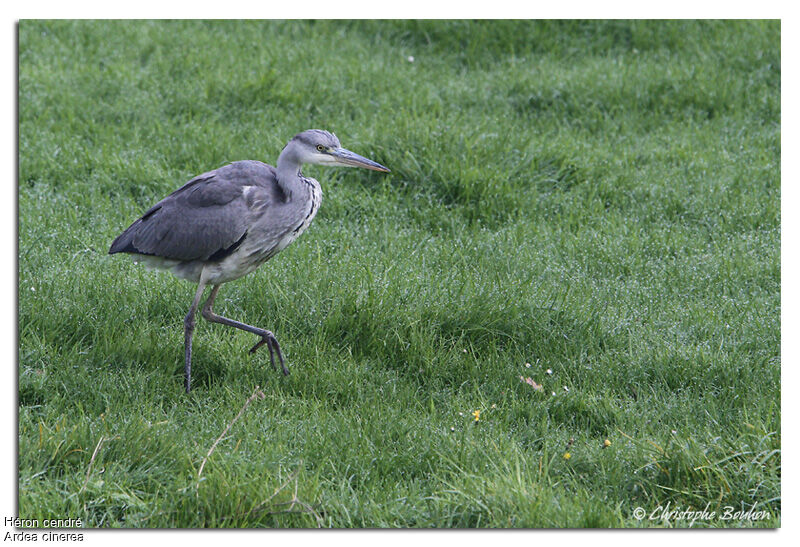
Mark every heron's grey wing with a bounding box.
[110,167,273,261]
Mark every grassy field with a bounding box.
[18,20,780,527]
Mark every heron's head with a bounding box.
[286,129,390,172]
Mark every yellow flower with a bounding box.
[563,452,571,460]
[472,409,480,422]
[604,439,612,448]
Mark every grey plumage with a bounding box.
[110,160,306,284]
[109,129,389,392]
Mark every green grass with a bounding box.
[18,20,780,528]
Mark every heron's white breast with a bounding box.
[275,181,322,252]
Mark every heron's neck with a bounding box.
[276,151,304,199]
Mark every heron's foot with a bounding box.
[249,331,289,376]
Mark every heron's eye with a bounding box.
[316,145,325,152]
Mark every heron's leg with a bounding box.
[201,285,289,376]
[184,278,208,393]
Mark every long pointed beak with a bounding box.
[330,148,390,172]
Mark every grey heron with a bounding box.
[109,129,390,392]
